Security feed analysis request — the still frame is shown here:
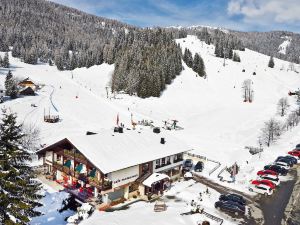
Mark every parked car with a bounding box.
[295,144,300,149]
[276,156,296,166]
[215,200,245,216]
[291,149,300,153]
[288,151,300,159]
[284,155,299,163]
[219,194,246,206]
[272,161,290,170]
[251,180,275,190]
[194,161,204,172]
[264,165,288,176]
[249,184,273,196]
[258,174,280,186]
[257,170,278,177]
[182,159,193,172]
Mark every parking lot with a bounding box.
[186,145,300,225]
[258,167,297,225]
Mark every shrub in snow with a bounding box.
[66,203,94,225]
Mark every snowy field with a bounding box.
[1,35,300,224]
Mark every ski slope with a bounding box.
[1,35,300,188]
[2,35,300,225]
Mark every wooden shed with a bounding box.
[19,86,35,96]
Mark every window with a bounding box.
[142,163,150,174]
[174,153,183,163]
[156,159,160,166]
[166,156,170,164]
[161,158,165,165]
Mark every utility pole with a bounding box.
[223,47,226,67]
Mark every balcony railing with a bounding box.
[155,161,172,169]
[61,150,88,164]
[173,158,183,163]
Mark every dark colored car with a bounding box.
[183,159,193,169]
[194,161,204,172]
[282,155,298,164]
[295,144,300,149]
[219,194,246,206]
[264,165,288,176]
[215,200,245,216]
[275,157,294,167]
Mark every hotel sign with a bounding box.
[108,165,139,188]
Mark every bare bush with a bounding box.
[277,97,290,116]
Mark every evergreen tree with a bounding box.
[228,48,233,59]
[5,70,18,99]
[2,52,10,68]
[233,52,241,62]
[183,48,193,68]
[192,53,206,78]
[48,59,53,66]
[268,56,275,68]
[0,110,43,224]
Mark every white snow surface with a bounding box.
[30,183,74,225]
[81,180,239,225]
[1,34,300,225]
[41,129,191,174]
[143,172,170,187]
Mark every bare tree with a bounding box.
[21,124,41,152]
[288,62,295,72]
[261,118,282,147]
[286,111,300,129]
[277,97,290,116]
[242,79,254,102]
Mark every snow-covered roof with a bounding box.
[39,129,192,174]
[143,173,170,187]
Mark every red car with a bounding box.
[251,180,276,189]
[292,149,300,153]
[257,170,278,177]
[288,151,300,158]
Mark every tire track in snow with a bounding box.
[49,85,59,112]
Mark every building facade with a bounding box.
[37,130,190,204]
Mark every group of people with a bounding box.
[189,199,204,214]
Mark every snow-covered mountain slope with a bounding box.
[1,35,300,190]
[278,36,292,55]
[0,56,133,144]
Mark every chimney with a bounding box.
[160,137,165,144]
[86,131,97,135]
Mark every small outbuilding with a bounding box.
[18,77,37,91]
[19,86,35,96]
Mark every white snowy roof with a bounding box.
[143,173,170,187]
[40,129,192,174]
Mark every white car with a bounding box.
[249,184,273,196]
[272,161,290,170]
[258,174,280,186]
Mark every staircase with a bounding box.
[202,210,224,225]
[135,172,151,183]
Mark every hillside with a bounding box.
[1,33,300,224]
[178,26,300,64]
[1,33,300,177]
[0,0,184,98]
